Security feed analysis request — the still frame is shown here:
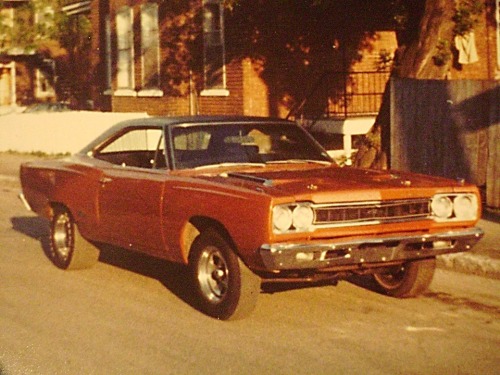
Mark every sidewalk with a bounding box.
[1,151,499,279]
[437,210,500,279]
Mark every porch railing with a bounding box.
[287,70,390,122]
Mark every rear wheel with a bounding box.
[189,229,261,320]
[50,207,100,270]
[372,258,436,298]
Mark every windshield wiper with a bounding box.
[194,162,266,170]
[266,159,332,166]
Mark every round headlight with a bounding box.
[272,205,293,233]
[292,204,314,231]
[431,195,453,219]
[454,195,477,221]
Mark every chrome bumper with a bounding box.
[259,227,484,271]
[18,192,33,211]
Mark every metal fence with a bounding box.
[325,71,391,118]
[288,70,391,120]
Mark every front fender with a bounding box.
[162,181,272,267]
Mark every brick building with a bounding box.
[86,0,268,116]
[67,1,500,118]
[83,1,399,117]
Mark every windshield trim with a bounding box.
[170,121,333,170]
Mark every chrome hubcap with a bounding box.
[53,213,71,260]
[198,247,229,303]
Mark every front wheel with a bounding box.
[372,258,436,298]
[189,229,261,320]
[50,207,100,270]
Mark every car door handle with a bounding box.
[99,177,113,185]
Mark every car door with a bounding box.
[93,127,169,256]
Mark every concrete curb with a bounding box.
[437,253,500,280]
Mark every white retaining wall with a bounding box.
[0,111,148,154]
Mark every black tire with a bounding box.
[50,208,100,270]
[372,257,436,298]
[189,229,261,320]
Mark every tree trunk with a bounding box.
[396,0,456,79]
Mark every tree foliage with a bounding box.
[220,0,397,117]
[452,0,484,36]
[0,0,92,105]
[0,0,59,52]
[224,0,483,80]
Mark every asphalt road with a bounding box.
[1,175,500,375]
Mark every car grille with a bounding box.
[313,199,430,227]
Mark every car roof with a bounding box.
[79,115,295,154]
[116,115,291,127]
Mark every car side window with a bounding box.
[94,128,165,169]
[174,130,211,151]
[172,129,212,169]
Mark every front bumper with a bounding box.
[259,227,484,271]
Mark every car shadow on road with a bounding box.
[11,216,55,269]
[97,244,199,307]
[10,215,200,310]
[345,274,386,295]
[10,216,49,241]
[10,216,393,308]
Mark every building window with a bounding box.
[140,2,162,96]
[104,13,112,93]
[201,0,228,96]
[496,0,500,74]
[0,7,14,28]
[35,68,55,98]
[116,6,135,94]
[0,62,16,106]
[0,8,14,49]
[34,5,54,38]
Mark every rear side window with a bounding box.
[94,128,165,169]
[102,128,162,153]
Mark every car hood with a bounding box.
[197,165,470,203]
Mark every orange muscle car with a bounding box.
[19,116,484,320]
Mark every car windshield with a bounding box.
[171,122,332,170]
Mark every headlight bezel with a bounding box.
[292,204,315,231]
[272,205,293,233]
[431,193,479,222]
[431,195,453,220]
[453,194,478,221]
[272,202,315,234]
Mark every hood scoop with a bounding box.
[224,172,274,187]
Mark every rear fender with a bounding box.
[21,161,102,242]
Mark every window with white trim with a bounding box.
[35,68,55,98]
[201,0,228,95]
[0,7,13,28]
[116,6,134,92]
[34,5,54,38]
[104,13,112,93]
[0,8,14,48]
[140,2,161,95]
